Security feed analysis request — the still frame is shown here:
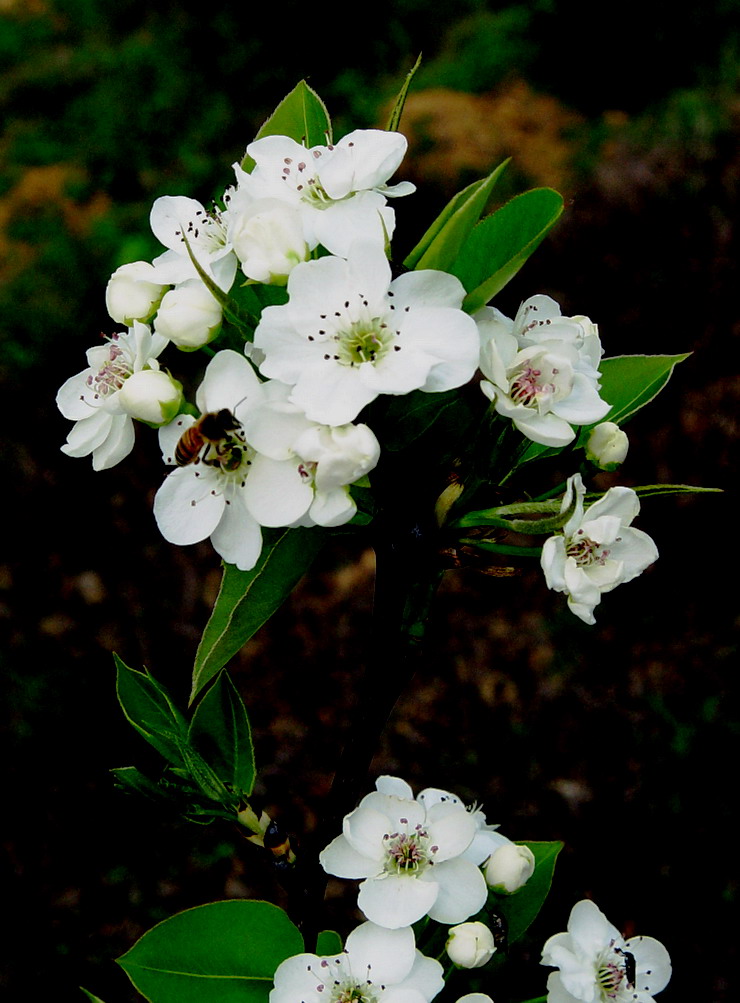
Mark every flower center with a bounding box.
[308,957,380,1003]
[566,528,612,567]
[382,820,437,875]
[279,151,338,207]
[86,336,133,398]
[596,945,636,1000]
[336,319,394,366]
[508,348,573,412]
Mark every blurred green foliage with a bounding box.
[0,0,737,375]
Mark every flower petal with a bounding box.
[358,873,439,929]
[426,858,487,923]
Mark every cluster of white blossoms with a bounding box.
[57,123,658,606]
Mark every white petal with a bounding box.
[358,873,439,928]
[376,776,414,799]
[426,803,476,861]
[426,858,487,923]
[197,349,262,414]
[153,467,224,545]
[61,410,114,458]
[209,497,263,570]
[319,834,382,879]
[344,922,416,984]
[568,900,621,957]
[91,414,135,470]
[243,454,313,527]
[627,935,672,996]
[387,952,445,1003]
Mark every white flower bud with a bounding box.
[230,199,309,285]
[446,922,496,968]
[154,280,222,350]
[106,261,167,326]
[585,421,629,470]
[117,369,183,425]
[484,842,535,894]
[455,996,495,1003]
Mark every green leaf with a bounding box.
[315,930,343,956]
[386,54,422,133]
[582,353,691,432]
[192,529,326,702]
[449,188,564,313]
[241,81,332,172]
[189,673,255,797]
[520,353,691,467]
[404,161,510,272]
[488,841,563,947]
[381,388,473,452]
[180,234,257,335]
[453,498,569,533]
[118,900,303,1003]
[115,656,189,768]
[111,766,170,801]
[80,989,108,1003]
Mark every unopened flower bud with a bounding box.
[585,421,629,470]
[117,369,183,425]
[446,921,496,968]
[455,996,495,1003]
[106,261,167,326]
[154,280,222,350]
[484,842,535,894]
[230,200,309,285]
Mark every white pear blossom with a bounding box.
[541,474,658,624]
[541,899,671,1003]
[484,842,535,894]
[57,322,171,470]
[153,351,317,570]
[228,198,309,284]
[319,775,497,929]
[235,129,415,257]
[477,295,610,447]
[253,241,480,426]
[446,921,497,968]
[241,381,380,528]
[154,280,222,350]
[455,996,495,1003]
[105,261,167,325]
[149,195,237,292]
[585,422,629,470]
[270,921,444,1003]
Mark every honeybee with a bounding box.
[175,408,245,468]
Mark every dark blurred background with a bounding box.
[1,1,738,1001]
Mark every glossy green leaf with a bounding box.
[80,989,108,1003]
[189,673,255,796]
[582,353,691,431]
[192,529,326,702]
[241,81,332,172]
[488,841,563,947]
[118,900,303,1003]
[404,161,510,272]
[111,766,169,802]
[381,388,474,452]
[386,54,422,132]
[315,930,343,957]
[449,188,564,313]
[520,353,691,466]
[115,656,189,768]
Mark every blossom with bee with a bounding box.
[56,321,180,471]
[541,474,658,624]
[541,899,671,1003]
[319,775,503,930]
